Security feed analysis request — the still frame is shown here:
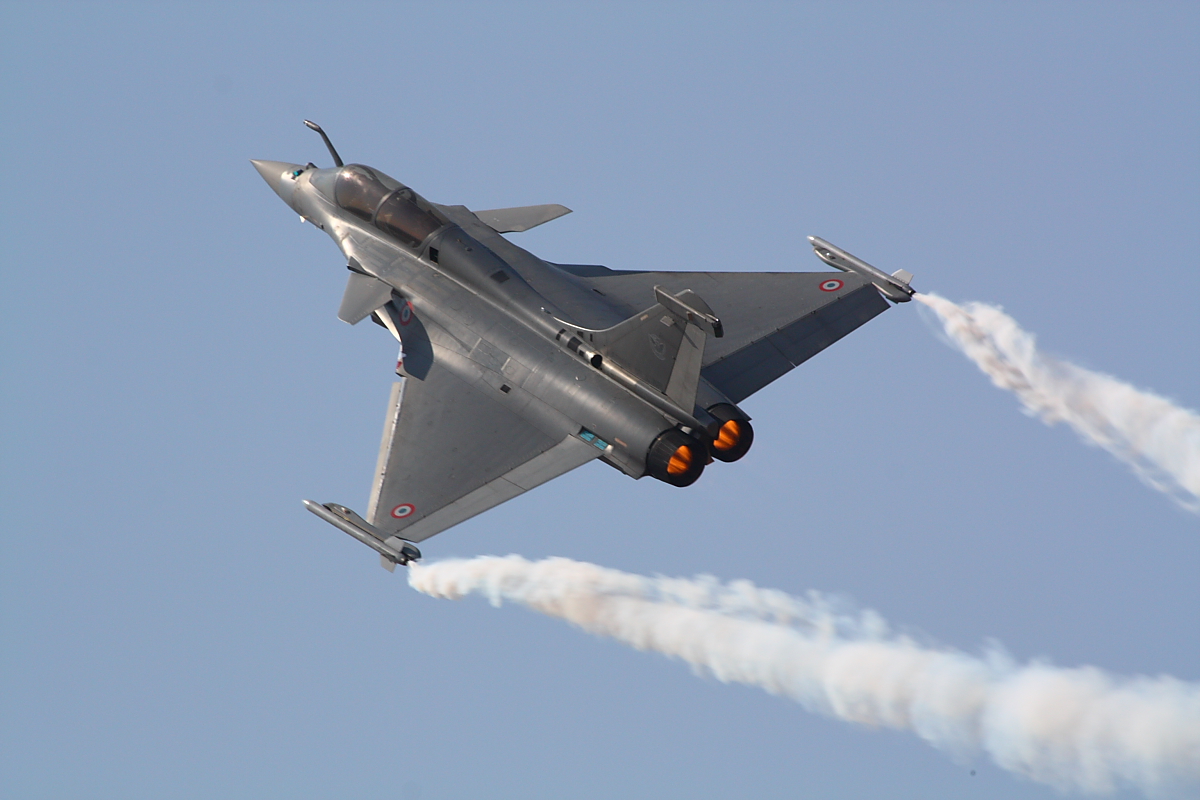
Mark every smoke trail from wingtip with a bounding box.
[915,292,1200,513]
[409,555,1200,796]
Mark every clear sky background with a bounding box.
[2,2,1197,798]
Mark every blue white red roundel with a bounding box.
[820,279,844,292]
[399,302,413,326]
[391,503,415,519]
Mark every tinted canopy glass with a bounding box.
[334,166,392,221]
[376,188,443,249]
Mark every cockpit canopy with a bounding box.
[332,165,445,250]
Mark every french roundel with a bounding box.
[399,302,413,326]
[391,503,415,519]
[819,279,844,292]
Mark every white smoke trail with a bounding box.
[410,555,1200,796]
[915,293,1200,513]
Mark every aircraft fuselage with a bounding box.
[255,158,731,481]
[253,131,906,558]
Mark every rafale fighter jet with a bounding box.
[253,122,914,570]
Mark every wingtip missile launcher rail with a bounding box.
[807,236,915,303]
[303,500,421,570]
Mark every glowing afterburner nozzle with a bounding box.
[647,429,706,486]
[713,419,743,451]
[707,405,754,463]
[667,444,695,475]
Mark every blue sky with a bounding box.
[2,3,1197,798]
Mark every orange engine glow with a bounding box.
[666,444,694,475]
[712,419,742,451]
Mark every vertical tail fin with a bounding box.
[556,287,720,412]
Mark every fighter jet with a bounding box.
[253,122,914,570]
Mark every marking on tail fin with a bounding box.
[649,334,667,360]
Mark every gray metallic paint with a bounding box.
[251,144,907,556]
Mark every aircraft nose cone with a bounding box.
[250,159,304,208]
